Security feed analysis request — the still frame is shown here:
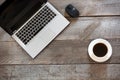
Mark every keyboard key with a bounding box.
[16,6,56,45]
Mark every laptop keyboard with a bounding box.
[16,6,56,45]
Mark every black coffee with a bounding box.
[93,43,108,57]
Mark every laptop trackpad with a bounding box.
[25,28,56,57]
[40,28,56,44]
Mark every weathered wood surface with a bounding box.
[49,0,120,16]
[0,17,120,64]
[0,0,120,79]
[0,64,120,80]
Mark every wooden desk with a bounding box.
[0,0,120,79]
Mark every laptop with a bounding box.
[0,0,70,58]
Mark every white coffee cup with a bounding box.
[88,39,112,63]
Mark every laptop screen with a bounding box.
[0,0,47,35]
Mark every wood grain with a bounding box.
[0,38,120,64]
[1,17,120,41]
[0,0,120,16]
[0,17,120,64]
[0,0,120,79]
[0,64,120,80]
[49,0,120,16]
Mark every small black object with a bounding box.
[65,4,79,18]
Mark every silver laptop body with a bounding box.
[0,0,70,58]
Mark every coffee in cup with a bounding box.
[88,39,112,62]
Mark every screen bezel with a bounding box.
[0,0,47,35]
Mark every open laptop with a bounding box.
[0,0,70,58]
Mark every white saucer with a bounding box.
[88,39,112,63]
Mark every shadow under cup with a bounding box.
[88,39,112,63]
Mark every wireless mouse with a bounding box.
[65,4,80,18]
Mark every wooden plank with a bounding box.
[0,38,120,64]
[0,0,120,16]
[0,64,120,80]
[49,0,120,16]
[0,1,119,80]
[56,17,120,40]
[0,17,120,64]
[0,17,120,41]
[0,0,120,41]
[0,28,14,42]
